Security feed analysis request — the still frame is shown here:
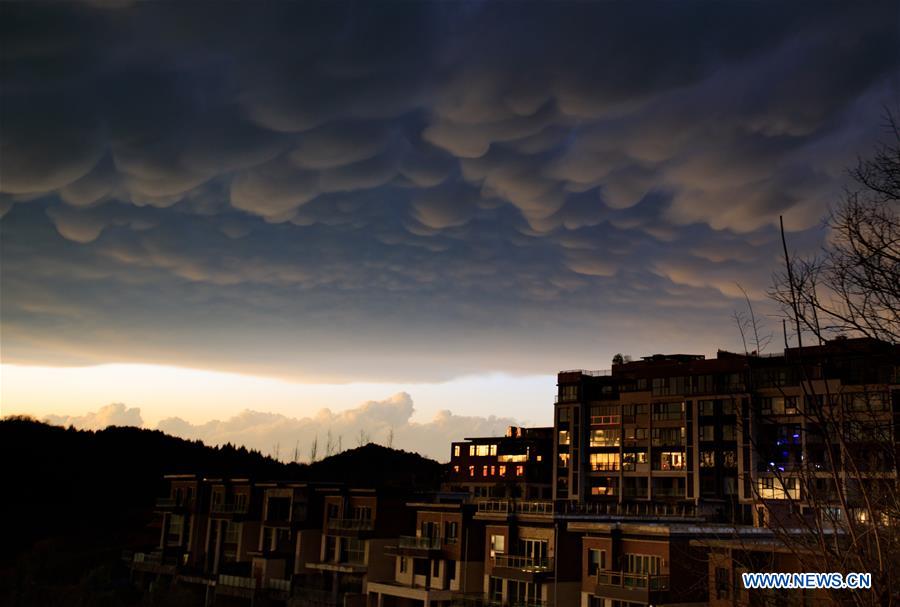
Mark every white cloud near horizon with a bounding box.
[38,393,522,462]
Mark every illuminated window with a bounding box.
[590,452,620,471]
[468,466,475,477]
[516,465,524,476]
[700,451,715,468]
[469,445,475,456]
[557,454,569,468]
[590,428,620,447]
[658,451,686,471]
[558,431,570,445]
[499,465,506,475]
[453,445,461,457]
[453,465,460,473]
[482,466,488,476]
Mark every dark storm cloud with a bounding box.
[1,1,897,380]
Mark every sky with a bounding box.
[1,2,897,461]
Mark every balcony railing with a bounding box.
[327,518,374,531]
[397,535,442,550]
[493,554,554,572]
[266,578,291,592]
[596,571,670,590]
[218,574,257,589]
[211,502,249,514]
[558,501,696,518]
[560,369,611,377]
[476,500,554,516]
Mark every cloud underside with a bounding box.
[43,394,518,463]
[1,2,897,380]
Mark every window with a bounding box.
[652,402,684,420]
[590,452,620,471]
[698,400,715,416]
[699,425,715,441]
[453,465,459,473]
[169,514,184,538]
[445,522,458,543]
[590,428,620,447]
[722,424,736,441]
[558,430,571,445]
[590,478,617,496]
[722,450,737,468]
[657,451,686,471]
[516,465,524,476]
[399,557,407,573]
[469,445,475,456]
[651,427,685,446]
[626,554,660,575]
[557,454,568,469]
[558,407,570,423]
[700,451,715,468]
[588,549,606,575]
[224,521,240,544]
[622,451,647,470]
[453,445,461,457]
[499,465,507,475]
[468,466,475,477]
[474,444,496,456]
[489,577,503,601]
[490,466,496,475]
[722,399,737,415]
[341,537,365,564]
[560,385,578,401]
[490,535,505,554]
[482,466,488,476]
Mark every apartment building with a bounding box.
[555,337,899,607]
[445,426,554,500]
[367,494,484,607]
[296,488,415,607]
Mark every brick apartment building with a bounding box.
[129,337,899,607]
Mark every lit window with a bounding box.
[453,445,461,457]
[558,430,570,445]
[469,445,475,456]
[516,465,524,476]
[499,465,506,475]
[453,465,460,473]
[482,465,488,476]
[468,466,475,477]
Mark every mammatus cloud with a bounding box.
[42,394,520,462]
[44,402,144,430]
[1,2,897,381]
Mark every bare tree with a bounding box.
[386,427,394,449]
[356,428,369,447]
[771,112,900,345]
[309,435,318,463]
[326,429,334,457]
[758,114,900,605]
[292,440,300,464]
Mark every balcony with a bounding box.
[326,517,374,533]
[386,535,443,557]
[217,574,257,598]
[558,501,696,519]
[476,499,553,517]
[156,497,194,510]
[594,571,670,604]
[399,535,442,549]
[211,502,249,515]
[491,554,554,582]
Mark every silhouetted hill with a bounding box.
[0,416,441,606]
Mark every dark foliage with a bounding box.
[0,416,441,606]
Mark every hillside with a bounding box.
[0,416,443,606]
